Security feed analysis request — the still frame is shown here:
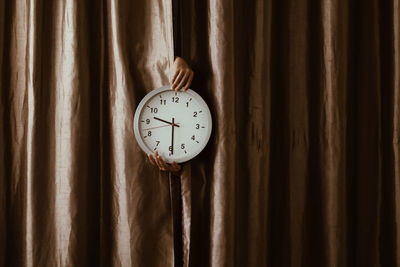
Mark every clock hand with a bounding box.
[153,117,180,127]
[171,118,175,155]
[142,123,180,131]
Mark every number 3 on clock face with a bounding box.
[133,86,212,163]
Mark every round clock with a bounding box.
[133,86,212,163]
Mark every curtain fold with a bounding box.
[177,0,400,266]
[1,0,175,266]
[0,0,399,267]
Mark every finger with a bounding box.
[148,154,157,166]
[172,70,185,89]
[176,72,190,91]
[183,71,194,91]
[175,72,190,91]
[171,69,181,86]
[155,152,165,170]
[171,161,181,172]
[155,153,170,171]
[158,157,170,171]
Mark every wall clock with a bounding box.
[133,86,212,163]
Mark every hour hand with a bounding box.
[153,117,180,127]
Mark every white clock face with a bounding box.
[133,86,212,163]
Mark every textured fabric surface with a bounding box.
[0,0,175,266]
[1,0,400,266]
[177,0,400,266]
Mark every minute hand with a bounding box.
[171,118,175,155]
[153,117,180,127]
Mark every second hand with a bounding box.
[142,124,180,131]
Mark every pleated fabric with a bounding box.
[0,0,399,267]
[0,0,175,266]
[176,0,400,266]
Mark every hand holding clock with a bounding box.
[148,151,181,173]
[148,117,180,173]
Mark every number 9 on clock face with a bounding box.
[133,86,212,163]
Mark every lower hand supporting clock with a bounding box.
[148,117,181,173]
[148,151,181,173]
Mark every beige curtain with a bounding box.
[0,0,175,266]
[178,0,400,266]
[1,0,400,267]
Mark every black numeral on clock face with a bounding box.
[154,140,160,151]
[181,144,185,149]
[150,107,158,113]
[160,99,166,105]
[193,112,197,117]
[169,146,172,151]
[146,119,150,124]
[196,124,200,129]
[186,98,192,107]
[172,97,179,103]
[191,135,195,140]
[148,131,152,136]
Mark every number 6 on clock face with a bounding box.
[133,86,212,163]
